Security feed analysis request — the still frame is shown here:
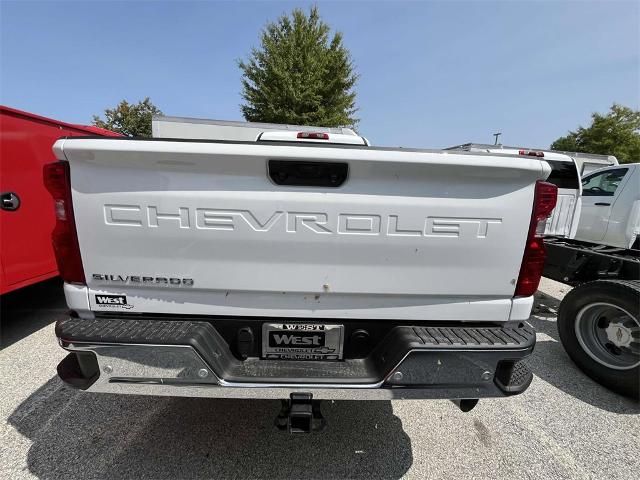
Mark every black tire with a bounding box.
[557,279,640,399]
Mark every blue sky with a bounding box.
[1,0,638,148]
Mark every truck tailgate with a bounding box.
[55,138,548,320]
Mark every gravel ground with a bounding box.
[1,277,638,480]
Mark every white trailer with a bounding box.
[152,114,363,143]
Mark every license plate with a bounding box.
[262,323,344,360]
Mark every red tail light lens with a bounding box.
[514,181,558,297]
[43,161,85,284]
[297,132,329,140]
[518,149,544,157]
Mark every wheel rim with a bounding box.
[575,302,640,370]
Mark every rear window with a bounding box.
[545,160,580,189]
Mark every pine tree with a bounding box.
[239,6,358,127]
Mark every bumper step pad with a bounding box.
[57,318,227,377]
[413,326,534,348]
[57,318,535,396]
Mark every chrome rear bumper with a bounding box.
[56,317,535,400]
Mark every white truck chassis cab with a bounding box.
[543,164,640,399]
[46,129,557,432]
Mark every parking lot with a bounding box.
[1,277,638,480]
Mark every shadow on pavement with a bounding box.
[528,291,640,414]
[8,377,413,479]
[1,278,67,349]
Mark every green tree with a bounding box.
[551,104,640,163]
[238,6,358,127]
[92,98,162,137]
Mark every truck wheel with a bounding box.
[557,279,640,399]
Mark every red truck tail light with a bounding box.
[518,149,544,157]
[43,161,85,284]
[514,181,558,297]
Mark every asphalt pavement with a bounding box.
[1,278,638,480]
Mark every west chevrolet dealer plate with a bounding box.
[262,323,344,360]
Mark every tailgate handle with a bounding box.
[594,202,611,206]
[268,160,348,187]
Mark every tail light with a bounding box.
[514,181,557,297]
[518,149,544,157]
[297,132,329,140]
[43,161,85,284]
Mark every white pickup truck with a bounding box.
[575,163,640,249]
[544,163,640,398]
[46,129,557,432]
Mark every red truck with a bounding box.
[0,105,121,294]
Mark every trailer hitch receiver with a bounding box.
[275,393,326,433]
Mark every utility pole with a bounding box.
[493,132,502,145]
